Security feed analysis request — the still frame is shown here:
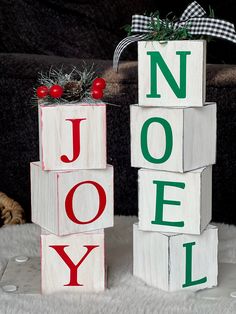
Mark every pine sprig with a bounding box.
[145,12,192,41]
[122,24,132,36]
[209,5,215,18]
[34,64,97,105]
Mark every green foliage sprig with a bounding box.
[146,12,191,41]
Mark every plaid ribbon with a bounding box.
[113,1,236,71]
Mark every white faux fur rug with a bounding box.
[1,216,236,314]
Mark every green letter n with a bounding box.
[146,51,191,99]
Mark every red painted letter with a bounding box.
[49,245,99,286]
[60,118,86,163]
[65,180,106,224]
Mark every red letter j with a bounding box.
[60,118,86,163]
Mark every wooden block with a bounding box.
[131,103,216,172]
[138,40,206,107]
[133,223,218,292]
[31,162,113,235]
[41,229,105,294]
[39,103,106,170]
[138,166,212,235]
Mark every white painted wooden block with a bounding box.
[31,162,113,235]
[39,103,106,170]
[133,223,218,292]
[138,40,206,107]
[131,103,216,172]
[41,229,105,294]
[138,166,212,235]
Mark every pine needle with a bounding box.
[33,64,97,106]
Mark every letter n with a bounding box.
[147,51,191,99]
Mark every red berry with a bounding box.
[36,85,49,98]
[91,88,103,99]
[49,85,63,98]
[92,78,106,90]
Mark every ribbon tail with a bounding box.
[184,17,236,44]
[113,34,147,72]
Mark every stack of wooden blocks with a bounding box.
[131,40,218,291]
[30,103,114,294]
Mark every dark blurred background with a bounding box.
[0,0,235,63]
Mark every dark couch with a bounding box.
[0,1,236,224]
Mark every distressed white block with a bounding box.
[39,103,106,170]
[131,103,216,172]
[41,229,105,294]
[138,40,206,107]
[31,162,113,235]
[133,223,218,292]
[138,167,212,235]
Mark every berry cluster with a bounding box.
[36,77,106,101]
[91,78,106,100]
[37,85,63,99]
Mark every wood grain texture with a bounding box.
[183,104,217,171]
[138,166,212,235]
[130,103,216,172]
[31,162,114,235]
[39,103,106,170]
[133,223,218,292]
[138,40,206,107]
[41,229,105,294]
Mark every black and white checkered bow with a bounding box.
[113,1,236,71]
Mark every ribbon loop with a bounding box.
[180,1,206,21]
[131,15,152,33]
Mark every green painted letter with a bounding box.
[151,180,185,227]
[146,51,191,99]
[182,242,207,288]
[141,117,173,164]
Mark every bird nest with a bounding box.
[0,192,25,226]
